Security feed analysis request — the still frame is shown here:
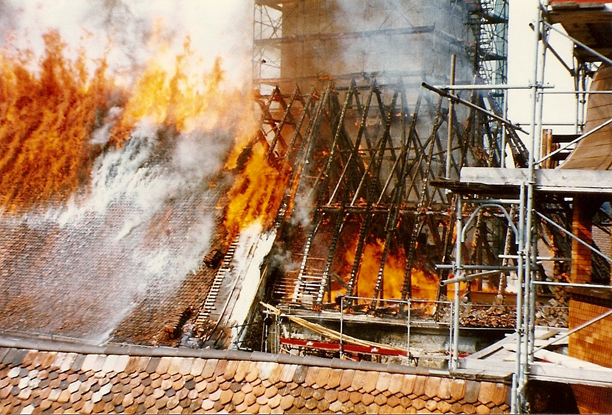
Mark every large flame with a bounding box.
[222,142,290,238]
[336,237,439,304]
[0,29,262,219]
[0,31,110,210]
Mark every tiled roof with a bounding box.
[0,195,226,346]
[0,334,511,414]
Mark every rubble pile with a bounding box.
[535,297,569,328]
[460,305,516,328]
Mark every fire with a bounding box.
[0,28,260,222]
[335,237,439,304]
[222,142,290,237]
[0,31,110,210]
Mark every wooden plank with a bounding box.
[460,167,612,193]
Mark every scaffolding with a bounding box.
[441,1,612,412]
[247,1,612,413]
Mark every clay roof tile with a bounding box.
[324,388,338,403]
[413,375,426,396]
[279,364,297,383]
[387,394,401,408]
[317,398,330,412]
[329,400,343,412]
[280,394,294,410]
[362,392,375,406]
[338,390,350,403]
[232,390,246,406]
[233,360,250,383]
[491,383,508,406]
[267,363,284,384]
[189,359,206,378]
[351,370,367,391]
[212,359,228,378]
[477,404,491,414]
[291,364,308,384]
[450,378,466,401]
[155,357,172,375]
[178,358,194,376]
[304,367,319,387]
[477,381,496,405]
[315,367,331,388]
[424,376,441,398]
[305,397,318,411]
[313,387,326,401]
[201,359,219,380]
[268,393,282,409]
[264,384,278,399]
[338,368,354,390]
[301,386,314,399]
[375,371,392,392]
[362,371,379,393]
[244,362,259,383]
[374,393,387,406]
[464,380,481,404]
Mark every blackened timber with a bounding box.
[309,81,356,201]
[345,208,374,302]
[316,208,347,304]
[401,97,446,301]
[350,91,398,206]
[354,81,377,160]
[376,81,411,205]
[273,88,315,224]
[293,215,323,303]
[374,85,399,171]
[371,91,420,307]
[283,88,311,159]
[253,26,435,46]
[266,85,301,159]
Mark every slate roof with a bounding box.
[0,334,510,414]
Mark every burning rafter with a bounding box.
[236,77,519,318]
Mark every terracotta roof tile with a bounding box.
[492,382,508,406]
[374,393,387,406]
[303,366,318,387]
[338,389,350,403]
[0,345,512,414]
[450,378,466,401]
[362,371,379,393]
[478,381,496,404]
[477,404,491,414]
[305,397,318,411]
[376,371,392,392]
[278,364,296,384]
[464,403,477,414]
[244,362,259,383]
[465,380,481,404]
[301,385,314,399]
[314,367,330,388]
[264,384,278,399]
[316,398,329,412]
[424,375,441,398]
[291,364,308,385]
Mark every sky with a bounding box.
[507,0,578,136]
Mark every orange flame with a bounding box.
[222,142,290,237]
[0,29,259,216]
[0,30,110,210]
[335,237,439,303]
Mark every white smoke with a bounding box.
[2,0,252,86]
[0,0,254,342]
